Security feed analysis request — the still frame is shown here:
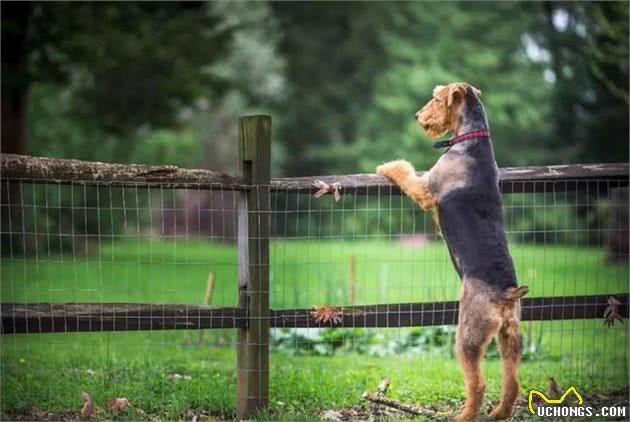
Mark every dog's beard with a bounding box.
[423,124,449,139]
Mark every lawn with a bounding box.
[1,239,628,419]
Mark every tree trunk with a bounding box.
[1,1,32,154]
[1,2,33,256]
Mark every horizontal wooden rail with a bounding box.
[0,153,246,190]
[2,294,626,334]
[273,294,629,328]
[273,163,629,195]
[0,303,246,334]
[2,154,627,194]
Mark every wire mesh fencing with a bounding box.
[1,179,242,417]
[1,152,628,419]
[267,178,628,410]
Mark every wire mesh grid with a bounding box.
[1,179,242,416]
[1,176,628,417]
[267,179,628,409]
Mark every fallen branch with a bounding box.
[362,392,445,419]
[367,378,391,421]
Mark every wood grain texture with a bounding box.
[0,303,245,334]
[3,154,626,194]
[3,294,626,334]
[236,115,271,419]
[1,153,245,189]
[271,294,628,328]
[271,163,628,195]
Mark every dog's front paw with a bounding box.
[376,160,414,180]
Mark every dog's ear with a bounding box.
[470,85,482,97]
[447,84,467,107]
[433,85,446,97]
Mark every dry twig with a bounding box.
[362,392,445,419]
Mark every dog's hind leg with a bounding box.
[454,285,501,421]
[489,307,522,419]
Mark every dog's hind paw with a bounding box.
[488,406,513,419]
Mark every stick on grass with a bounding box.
[362,391,445,419]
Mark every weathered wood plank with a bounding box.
[0,303,245,334]
[1,153,247,189]
[271,294,628,328]
[236,115,271,419]
[4,155,626,194]
[3,294,625,334]
[271,163,629,195]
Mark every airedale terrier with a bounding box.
[376,82,528,421]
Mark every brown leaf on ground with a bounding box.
[80,392,95,419]
[31,407,50,420]
[604,296,624,327]
[107,398,130,412]
[311,306,343,324]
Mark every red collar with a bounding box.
[433,130,490,149]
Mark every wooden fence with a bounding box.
[1,115,628,419]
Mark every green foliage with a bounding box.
[6,1,629,171]
[272,328,376,356]
[270,1,394,176]
[5,1,630,251]
[530,2,629,164]
[271,2,627,175]
[393,327,456,357]
[27,2,233,133]
[352,2,553,172]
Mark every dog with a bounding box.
[376,82,528,421]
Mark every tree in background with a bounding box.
[352,1,552,172]
[1,1,232,157]
[270,1,628,176]
[2,1,628,253]
[270,1,394,176]
[535,1,628,163]
[160,1,285,240]
[1,1,235,255]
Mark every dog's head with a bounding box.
[415,82,482,138]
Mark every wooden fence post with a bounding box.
[237,115,271,419]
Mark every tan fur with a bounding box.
[416,82,476,138]
[375,160,441,231]
[377,82,523,421]
[489,312,521,419]
[454,280,523,421]
[376,160,437,211]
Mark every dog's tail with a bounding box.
[502,286,529,302]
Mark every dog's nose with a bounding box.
[415,111,420,119]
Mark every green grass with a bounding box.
[3,239,627,305]
[1,239,628,419]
